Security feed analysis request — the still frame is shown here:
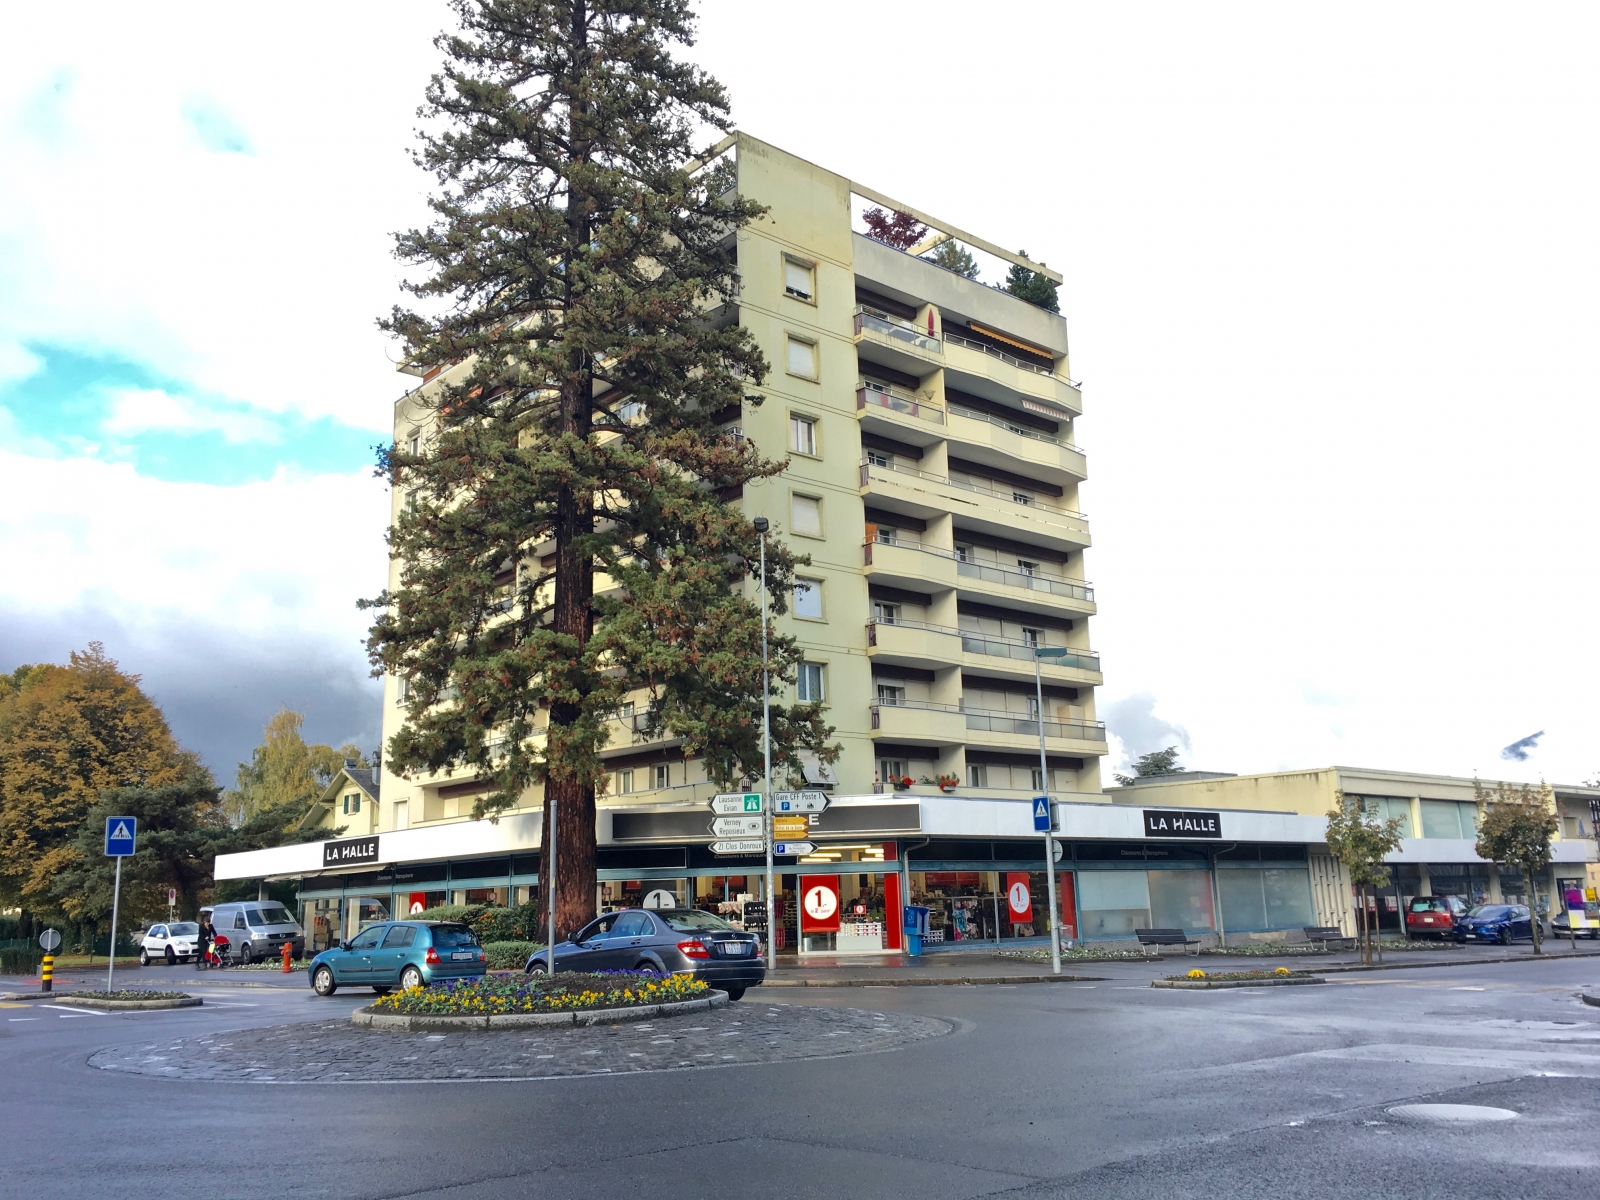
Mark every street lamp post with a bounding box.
[1034,646,1070,976]
[754,516,776,972]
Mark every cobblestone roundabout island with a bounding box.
[90,1002,953,1083]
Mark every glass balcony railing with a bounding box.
[945,330,1074,384]
[945,475,1087,519]
[948,404,1082,453]
[853,305,942,356]
[956,558,1094,603]
[856,382,944,424]
[866,620,1100,672]
[962,708,1107,743]
[861,457,944,486]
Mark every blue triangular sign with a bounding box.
[112,822,130,841]
[1034,800,1047,820]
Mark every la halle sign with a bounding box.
[1142,809,1222,839]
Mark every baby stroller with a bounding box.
[206,933,233,969]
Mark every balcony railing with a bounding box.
[956,558,1094,603]
[853,305,942,356]
[949,404,1078,451]
[856,382,945,425]
[945,475,1087,518]
[861,457,944,486]
[962,707,1107,743]
[869,698,962,730]
[866,619,1101,672]
[945,330,1075,384]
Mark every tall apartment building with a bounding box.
[220,137,1354,952]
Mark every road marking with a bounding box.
[204,1003,260,1008]
[43,1004,109,1016]
[8,1017,41,1022]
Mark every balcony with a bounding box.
[866,619,1102,684]
[868,700,969,748]
[856,382,945,447]
[947,404,1087,484]
[864,618,963,671]
[863,535,958,592]
[944,330,1082,417]
[859,458,1091,552]
[955,557,1096,617]
[962,707,1109,755]
[598,706,678,758]
[853,305,943,376]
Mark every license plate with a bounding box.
[721,943,750,956]
[451,951,474,961]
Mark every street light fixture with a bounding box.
[1033,646,1070,976]
[753,516,775,972]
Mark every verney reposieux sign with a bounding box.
[1143,810,1222,839]
[323,835,380,868]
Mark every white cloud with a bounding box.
[100,386,279,443]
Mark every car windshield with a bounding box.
[168,923,199,936]
[1466,905,1513,920]
[659,910,735,933]
[246,904,295,927]
[429,924,480,949]
[1409,899,1444,913]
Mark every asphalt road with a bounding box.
[3,958,1597,1200]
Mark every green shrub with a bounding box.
[409,904,486,925]
[482,940,542,970]
[474,903,541,943]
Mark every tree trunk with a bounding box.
[1528,869,1543,955]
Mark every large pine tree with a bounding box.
[366,0,833,938]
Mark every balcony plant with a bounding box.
[887,774,914,791]
[922,773,961,793]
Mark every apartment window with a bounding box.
[392,801,409,831]
[615,768,635,796]
[791,493,822,537]
[866,449,891,468]
[343,793,360,815]
[1022,627,1043,648]
[1017,559,1038,577]
[1031,767,1046,792]
[797,662,825,702]
[408,436,420,456]
[955,544,972,562]
[653,764,670,790]
[1027,696,1041,720]
[784,258,815,301]
[873,601,901,625]
[793,577,823,620]
[880,759,908,785]
[396,677,410,704]
[1012,490,1033,506]
[967,764,988,788]
[876,525,899,544]
[618,399,644,422]
[786,335,818,379]
[405,491,418,512]
[789,414,818,456]
[876,683,906,706]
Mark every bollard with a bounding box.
[39,955,53,994]
[281,941,293,973]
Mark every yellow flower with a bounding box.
[1187,969,1206,979]
[1274,967,1291,976]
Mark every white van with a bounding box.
[208,901,305,963]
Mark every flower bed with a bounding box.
[63,989,193,1001]
[1152,967,1325,990]
[370,971,708,1017]
[1168,968,1307,982]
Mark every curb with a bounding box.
[1581,992,1600,1008]
[762,973,1105,988]
[51,995,204,1010]
[1151,976,1326,990]
[351,990,727,1031]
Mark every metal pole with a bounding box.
[1035,653,1062,975]
[107,855,123,994]
[547,792,557,973]
[759,526,776,972]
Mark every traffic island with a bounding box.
[1151,969,1326,990]
[57,990,202,1010]
[352,971,724,1032]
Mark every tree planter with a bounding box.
[352,990,727,1032]
[1151,976,1326,990]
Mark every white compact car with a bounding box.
[140,921,201,965]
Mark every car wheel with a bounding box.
[239,945,253,965]
[724,986,746,1001]
[526,958,548,975]
[313,966,337,997]
[400,965,424,990]
[139,948,150,966]
[1499,929,1512,946]
[164,947,175,966]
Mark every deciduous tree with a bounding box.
[1474,778,1559,955]
[1324,790,1404,965]
[365,0,834,939]
[1114,746,1183,786]
[862,206,928,250]
[223,707,367,826]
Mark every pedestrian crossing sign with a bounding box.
[1032,797,1052,832]
[105,817,137,857]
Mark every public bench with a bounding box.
[1134,928,1202,956]
[1302,925,1355,951]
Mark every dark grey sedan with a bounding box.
[524,907,764,1000]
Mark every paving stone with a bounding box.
[88,1001,949,1083]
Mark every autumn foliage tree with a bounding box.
[861,206,927,250]
[224,707,368,827]
[1474,778,1559,955]
[365,0,834,938]
[1324,790,1405,965]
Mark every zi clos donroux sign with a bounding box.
[1143,810,1222,839]
[323,835,381,868]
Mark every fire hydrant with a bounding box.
[281,940,294,973]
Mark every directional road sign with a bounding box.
[710,792,764,815]
[710,838,766,856]
[1031,797,1052,833]
[773,816,810,836]
[772,791,829,813]
[710,815,764,839]
[773,841,815,857]
[39,928,61,953]
[105,816,137,857]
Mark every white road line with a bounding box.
[8,1017,41,1022]
[43,1005,109,1016]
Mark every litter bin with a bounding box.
[903,905,930,956]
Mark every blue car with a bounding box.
[309,921,486,996]
[1452,904,1540,945]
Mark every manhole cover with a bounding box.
[1386,1104,1518,1123]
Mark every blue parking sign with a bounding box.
[104,816,137,857]
[1032,797,1052,832]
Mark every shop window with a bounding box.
[1077,870,1151,938]
[1148,870,1216,930]
[1262,868,1314,927]
[797,662,824,702]
[1218,870,1268,932]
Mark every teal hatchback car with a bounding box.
[309,921,486,996]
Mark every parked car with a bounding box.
[139,922,201,965]
[523,907,764,1000]
[1550,910,1599,940]
[1453,904,1542,944]
[209,901,305,964]
[308,921,486,996]
[1404,895,1469,938]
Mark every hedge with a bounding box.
[482,940,542,970]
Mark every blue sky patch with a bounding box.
[1,344,384,484]
[181,96,254,155]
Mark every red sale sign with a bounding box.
[800,876,841,933]
[1006,872,1033,922]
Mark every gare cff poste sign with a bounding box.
[1143,810,1222,839]
[323,835,381,868]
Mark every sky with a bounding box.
[2,2,1596,787]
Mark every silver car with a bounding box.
[209,902,305,963]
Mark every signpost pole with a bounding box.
[107,854,122,995]
[755,518,776,973]
[546,792,557,975]
[1034,650,1063,976]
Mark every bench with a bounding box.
[1134,928,1202,956]
[1303,925,1355,951]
